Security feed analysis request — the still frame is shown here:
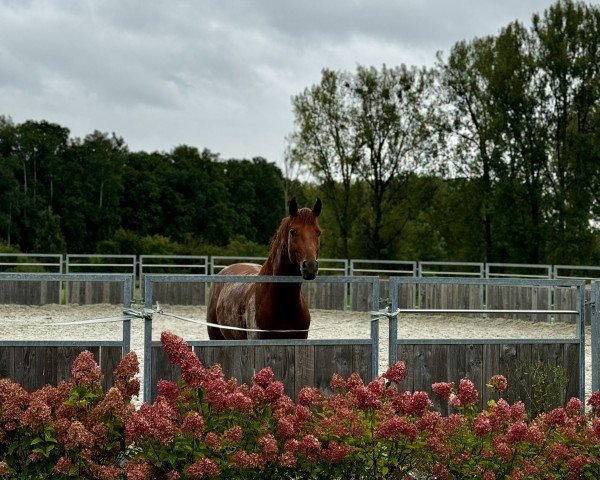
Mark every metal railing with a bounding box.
[387,276,587,401]
[143,274,380,401]
[0,253,63,273]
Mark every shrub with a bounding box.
[124,333,600,479]
[0,351,139,479]
[1,334,599,479]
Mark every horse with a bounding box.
[206,197,322,340]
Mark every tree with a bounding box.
[223,157,285,244]
[33,207,66,253]
[288,69,361,259]
[289,65,436,258]
[0,117,21,246]
[436,37,501,261]
[57,131,125,252]
[532,0,600,262]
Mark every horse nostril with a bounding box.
[300,259,318,280]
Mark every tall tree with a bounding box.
[437,37,501,261]
[533,0,600,262]
[288,69,361,259]
[289,65,435,258]
[58,132,125,252]
[223,157,285,244]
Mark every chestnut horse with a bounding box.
[207,197,322,340]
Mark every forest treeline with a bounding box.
[0,0,599,264]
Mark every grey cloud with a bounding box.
[1,0,596,163]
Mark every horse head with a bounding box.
[287,197,322,280]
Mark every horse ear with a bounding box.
[312,197,322,217]
[288,197,298,217]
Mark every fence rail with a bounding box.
[143,274,380,402]
[3,254,600,283]
[0,273,133,392]
[0,271,597,410]
[388,277,586,411]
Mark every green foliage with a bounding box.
[519,360,569,418]
[1,1,599,264]
[289,64,438,259]
[33,207,66,254]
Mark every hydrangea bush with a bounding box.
[0,350,139,479]
[1,332,599,479]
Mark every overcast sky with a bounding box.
[0,0,592,166]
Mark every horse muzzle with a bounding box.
[301,259,319,280]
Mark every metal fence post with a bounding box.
[371,278,380,377]
[143,278,154,404]
[388,277,399,366]
[592,281,599,393]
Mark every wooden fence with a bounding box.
[143,274,380,402]
[388,277,586,413]
[0,344,123,392]
[0,273,133,393]
[0,279,60,305]
[395,340,580,415]
[0,273,593,411]
[149,340,373,402]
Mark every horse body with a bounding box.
[207,198,321,340]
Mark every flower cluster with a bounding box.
[0,350,139,478]
[1,332,599,479]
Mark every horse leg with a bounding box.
[207,325,226,340]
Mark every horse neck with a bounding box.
[258,239,302,297]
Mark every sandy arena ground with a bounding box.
[0,304,593,404]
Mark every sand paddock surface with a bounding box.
[0,304,592,402]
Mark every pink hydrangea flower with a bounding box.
[383,361,406,383]
[587,390,600,410]
[224,425,243,444]
[298,386,323,406]
[161,331,191,366]
[181,412,205,438]
[432,382,455,400]
[329,373,347,390]
[488,374,508,392]
[507,421,529,443]
[185,458,220,478]
[252,367,274,387]
[457,379,478,405]
[157,380,180,402]
[71,351,103,387]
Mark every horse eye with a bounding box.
[290,229,298,237]
[316,230,321,237]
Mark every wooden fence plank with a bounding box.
[302,283,346,310]
[152,346,182,401]
[351,344,372,385]
[428,344,450,415]
[396,344,415,392]
[68,281,124,304]
[394,341,578,414]
[295,345,315,401]
[100,346,123,391]
[153,282,207,306]
[420,284,483,311]
[314,345,353,394]
[350,283,373,312]
[486,286,552,322]
[0,281,60,305]
[254,345,295,397]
